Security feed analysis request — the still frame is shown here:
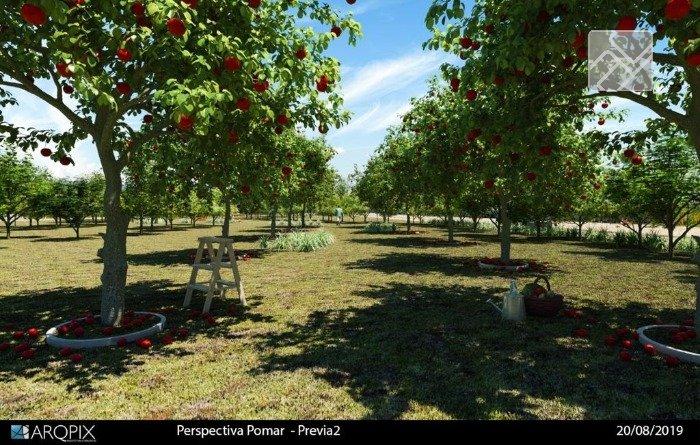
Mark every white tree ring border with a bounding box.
[637,324,700,365]
[45,312,166,350]
[477,262,530,272]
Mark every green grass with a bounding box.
[0,219,697,419]
[260,230,335,252]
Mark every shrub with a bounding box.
[273,219,322,228]
[363,222,397,233]
[642,233,666,252]
[676,237,698,256]
[260,231,335,252]
[584,228,610,243]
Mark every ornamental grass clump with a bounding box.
[260,231,335,252]
[362,222,397,233]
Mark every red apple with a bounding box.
[604,334,617,347]
[491,134,502,145]
[12,331,24,340]
[102,327,114,336]
[178,114,194,131]
[281,166,293,178]
[59,155,72,165]
[466,89,477,101]
[138,338,152,349]
[538,145,552,156]
[161,334,174,345]
[572,32,586,49]
[616,16,637,31]
[183,0,198,8]
[56,62,73,78]
[295,47,307,59]
[228,130,239,144]
[21,348,36,359]
[59,347,72,357]
[621,339,633,349]
[598,118,605,126]
[665,0,691,21]
[618,350,632,361]
[117,337,127,347]
[248,0,260,8]
[116,48,132,62]
[685,52,700,67]
[483,23,494,34]
[167,18,186,37]
[224,55,242,71]
[484,179,495,189]
[347,0,356,4]
[143,114,153,124]
[470,40,481,50]
[0,342,10,352]
[62,85,74,94]
[177,327,190,339]
[69,352,83,363]
[576,46,587,60]
[73,326,85,338]
[631,155,643,165]
[623,148,635,158]
[665,355,680,367]
[643,344,655,355]
[450,77,460,92]
[131,2,145,16]
[331,26,342,37]
[276,114,289,126]
[40,148,52,157]
[21,3,47,26]
[572,328,589,338]
[236,97,251,111]
[525,172,537,182]
[58,325,69,335]
[252,79,269,93]
[116,81,131,95]
[493,76,504,86]
[14,342,29,353]
[27,327,39,339]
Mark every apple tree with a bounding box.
[0,0,360,325]
[0,147,41,238]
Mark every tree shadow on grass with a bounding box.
[30,235,99,243]
[0,280,262,394]
[352,236,481,249]
[560,247,693,266]
[250,282,697,419]
[346,252,557,278]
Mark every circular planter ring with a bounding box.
[45,312,166,350]
[478,261,529,272]
[637,324,700,365]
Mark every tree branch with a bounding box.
[583,90,688,129]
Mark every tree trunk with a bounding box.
[74,226,80,239]
[693,236,699,333]
[221,197,232,238]
[668,226,675,258]
[535,221,542,239]
[99,161,129,327]
[5,221,10,239]
[270,206,278,237]
[471,217,479,232]
[364,214,368,223]
[287,208,292,229]
[301,203,307,228]
[139,215,144,235]
[637,224,644,247]
[191,217,196,228]
[578,222,584,239]
[406,209,411,233]
[499,195,511,262]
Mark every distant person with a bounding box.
[334,207,343,225]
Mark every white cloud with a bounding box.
[340,50,450,105]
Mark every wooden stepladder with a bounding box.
[184,237,246,313]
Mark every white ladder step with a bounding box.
[188,283,218,293]
[192,262,233,270]
[216,279,239,288]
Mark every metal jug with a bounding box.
[488,279,526,321]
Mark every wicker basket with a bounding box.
[523,275,563,317]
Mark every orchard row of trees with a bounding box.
[0,149,103,239]
[1,128,366,238]
[353,120,699,258]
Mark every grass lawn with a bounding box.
[0,219,697,420]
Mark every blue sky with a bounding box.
[4,0,658,179]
